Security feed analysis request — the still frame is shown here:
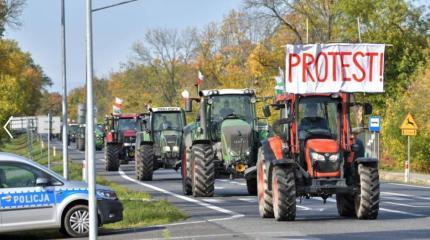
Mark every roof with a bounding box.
[199,89,256,97]
[112,113,140,118]
[151,107,182,112]
[0,152,32,163]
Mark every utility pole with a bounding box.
[85,0,97,238]
[61,0,69,179]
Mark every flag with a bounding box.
[274,67,285,95]
[113,97,123,114]
[195,71,204,86]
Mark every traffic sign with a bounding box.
[369,116,381,132]
[400,113,418,130]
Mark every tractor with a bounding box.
[257,93,379,221]
[104,113,141,171]
[181,89,270,197]
[75,124,85,151]
[135,107,186,181]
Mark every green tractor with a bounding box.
[181,89,270,197]
[75,124,86,151]
[75,124,105,151]
[135,107,186,181]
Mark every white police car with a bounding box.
[0,152,123,237]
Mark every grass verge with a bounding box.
[0,134,186,238]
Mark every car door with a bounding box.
[0,161,57,230]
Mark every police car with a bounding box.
[0,152,123,238]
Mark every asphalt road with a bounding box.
[40,140,430,239]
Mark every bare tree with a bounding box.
[132,28,197,104]
[0,0,25,37]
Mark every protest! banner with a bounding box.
[285,43,385,94]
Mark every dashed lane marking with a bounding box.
[382,191,430,201]
[384,201,430,208]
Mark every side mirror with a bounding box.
[262,105,271,118]
[36,177,49,187]
[184,99,192,112]
[364,103,372,115]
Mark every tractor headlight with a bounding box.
[310,152,325,161]
[172,146,179,153]
[329,153,340,162]
[163,146,171,152]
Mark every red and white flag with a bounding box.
[113,97,123,114]
[195,71,204,86]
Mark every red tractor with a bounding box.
[104,113,141,171]
[257,93,379,221]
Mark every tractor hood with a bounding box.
[221,118,252,161]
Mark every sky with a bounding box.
[5,0,243,93]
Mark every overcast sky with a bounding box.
[5,0,242,93]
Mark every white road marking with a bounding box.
[379,207,426,217]
[117,167,244,219]
[382,191,430,201]
[237,197,257,203]
[215,186,225,190]
[297,205,312,211]
[384,201,430,208]
[382,196,408,201]
[388,183,430,189]
[201,198,225,203]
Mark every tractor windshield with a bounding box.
[116,118,139,132]
[209,95,255,124]
[297,97,339,139]
[152,112,184,131]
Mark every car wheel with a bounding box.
[63,205,90,238]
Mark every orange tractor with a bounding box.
[257,93,379,221]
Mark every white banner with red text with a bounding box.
[285,43,385,94]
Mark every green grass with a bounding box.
[0,133,186,237]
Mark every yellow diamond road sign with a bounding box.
[400,113,418,136]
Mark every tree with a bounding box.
[0,0,25,37]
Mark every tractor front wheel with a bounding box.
[257,148,273,218]
[191,144,214,197]
[105,144,120,171]
[355,163,380,219]
[336,193,355,217]
[272,166,296,221]
[135,145,154,181]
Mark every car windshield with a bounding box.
[297,97,339,138]
[153,112,184,131]
[117,118,138,131]
[209,95,254,124]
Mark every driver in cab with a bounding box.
[298,103,329,136]
[219,100,235,118]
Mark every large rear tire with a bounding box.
[355,164,379,219]
[272,166,296,221]
[181,146,192,195]
[191,144,214,197]
[105,144,120,171]
[336,193,355,217]
[135,145,154,181]
[257,148,273,218]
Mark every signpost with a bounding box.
[368,116,381,159]
[400,113,418,183]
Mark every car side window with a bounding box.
[0,162,55,188]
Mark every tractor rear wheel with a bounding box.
[257,148,273,218]
[181,147,192,195]
[336,193,355,217]
[191,144,214,197]
[246,178,257,195]
[105,144,120,171]
[272,166,296,221]
[135,145,154,181]
[355,164,379,219]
